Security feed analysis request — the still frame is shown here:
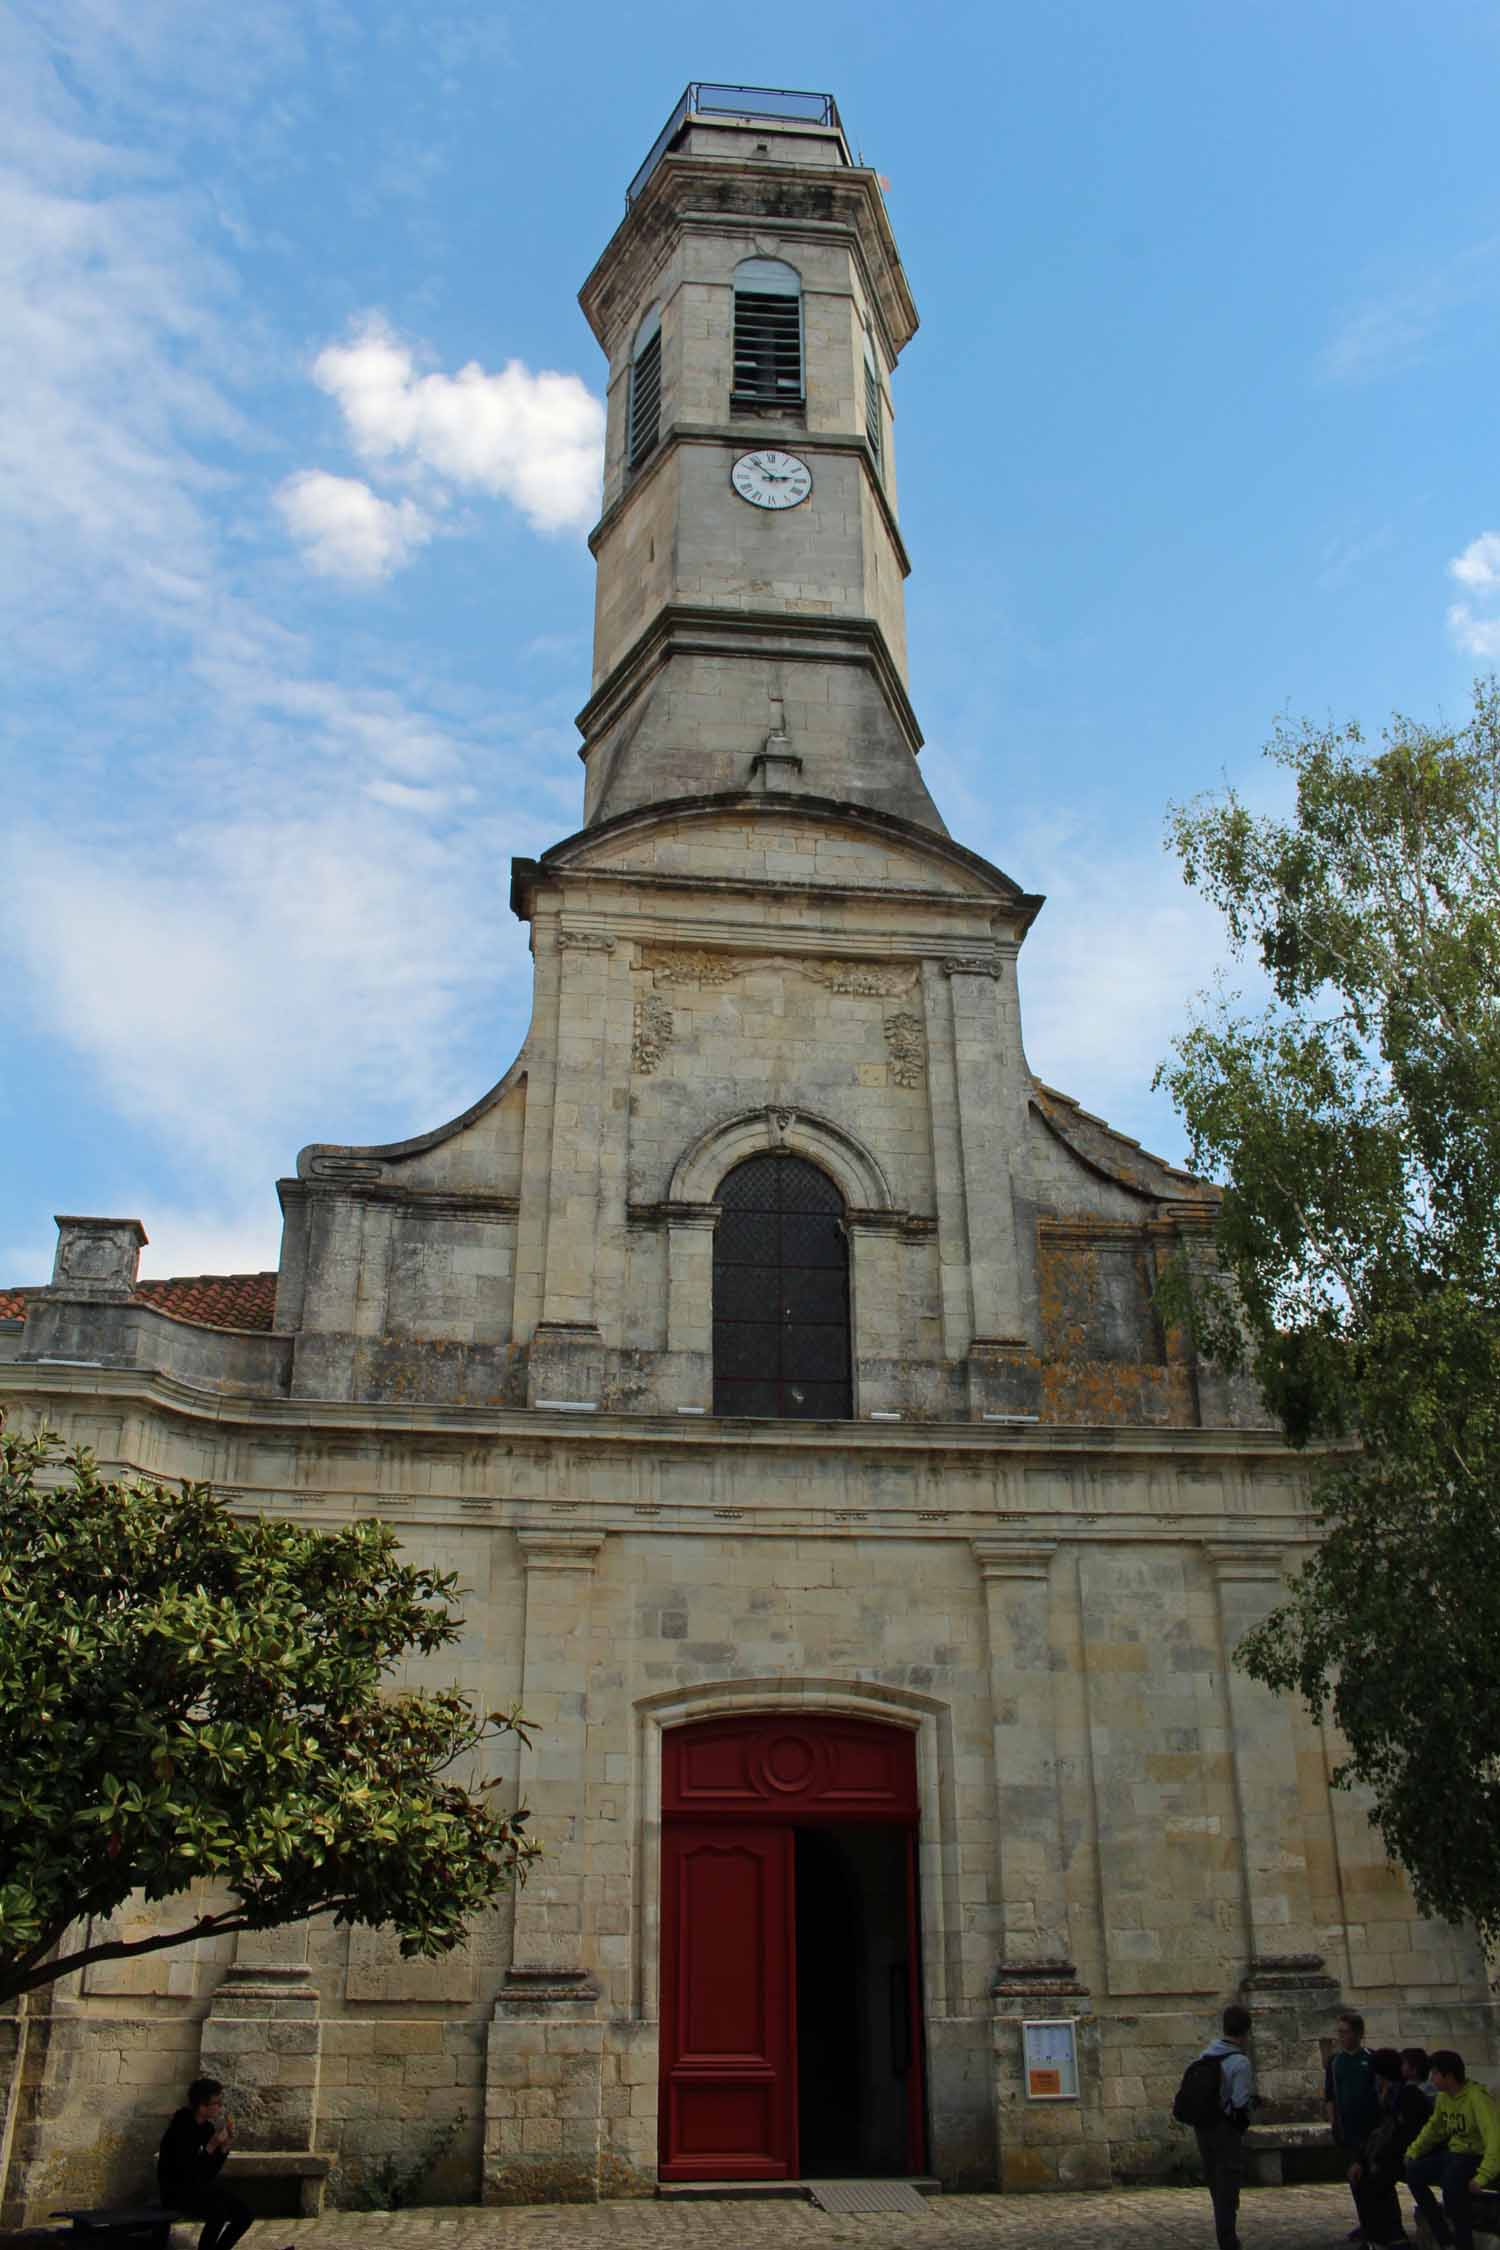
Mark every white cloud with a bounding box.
[1450,532,1500,593]
[1449,604,1500,659]
[1317,237,1500,385]
[1014,830,1233,1156]
[311,316,605,533]
[0,10,582,1250]
[135,1205,285,1280]
[276,468,433,582]
[0,1238,55,1290]
[2,799,533,1188]
[1447,531,1500,654]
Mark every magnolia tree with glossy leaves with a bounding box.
[0,1425,536,2004]
[1157,681,1500,1944]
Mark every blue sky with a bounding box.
[4,0,1499,1285]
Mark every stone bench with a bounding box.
[1415,2194,1500,2246]
[49,2208,184,2248]
[1242,2122,1346,2186]
[221,2152,331,2220]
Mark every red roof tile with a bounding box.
[0,1272,278,1331]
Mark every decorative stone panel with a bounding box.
[883,1009,925,1086]
[631,994,674,1075]
[50,1217,147,1300]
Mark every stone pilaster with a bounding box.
[1207,1544,1320,1962]
[663,1204,717,1408]
[198,1924,321,2153]
[1208,1542,1341,2112]
[990,1961,1111,2191]
[846,1211,904,1415]
[973,1539,1069,1964]
[521,931,625,1408]
[485,1529,608,2203]
[934,953,1037,1411]
[977,1539,1109,2189]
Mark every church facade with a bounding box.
[1,84,1491,2220]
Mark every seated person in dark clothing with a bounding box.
[157,2077,252,2250]
[1347,2047,1433,2248]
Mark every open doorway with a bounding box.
[795,1824,917,2176]
[659,1713,927,2183]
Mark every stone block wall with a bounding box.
[1,1377,1495,2218]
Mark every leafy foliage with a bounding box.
[1157,683,1500,1941]
[0,1427,536,2001]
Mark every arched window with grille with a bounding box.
[627,304,662,469]
[863,331,884,475]
[732,258,803,406]
[713,1154,851,1419]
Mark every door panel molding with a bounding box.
[633,1678,958,2028]
[660,1822,795,2179]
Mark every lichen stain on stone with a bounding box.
[1035,1229,1195,1425]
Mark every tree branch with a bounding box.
[0,1902,342,2005]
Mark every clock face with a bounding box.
[731,450,813,510]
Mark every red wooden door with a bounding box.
[660,1716,926,2181]
[659,1823,796,2179]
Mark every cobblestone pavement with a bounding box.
[268,2183,1372,2250]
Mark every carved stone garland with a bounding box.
[883,1010,926,1087]
[632,994,676,1075]
[636,942,917,996]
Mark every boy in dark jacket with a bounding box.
[1326,2010,1381,2240]
[157,2077,252,2250]
[1347,2047,1431,2248]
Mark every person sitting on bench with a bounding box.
[157,2078,252,2250]
[1403,2050,1500,2250]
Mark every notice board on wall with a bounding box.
[1022,2017,1079,2100]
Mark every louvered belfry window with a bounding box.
[627,305,662,469]
[713,1154,852,1419]
[732,258,803,405]
[864,332,884,473]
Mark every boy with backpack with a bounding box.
[1175,2003,1255,2250]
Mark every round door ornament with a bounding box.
[731,449,813,510]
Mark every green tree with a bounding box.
[0,1426,535,2002]
[1158,682,1500,1943]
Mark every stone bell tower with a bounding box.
[575,83,944,834]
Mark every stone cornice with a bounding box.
[515,1528,608,1572]
[579,157,918,369]
[279,1179,519,1220]
[0,1357,1312,1472]
[971,1537,1058,1581]
[518,792,1043,927]
[574,600,924,760]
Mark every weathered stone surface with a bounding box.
[1,91,1495,2226]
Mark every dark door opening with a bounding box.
[795,1825,917,2177]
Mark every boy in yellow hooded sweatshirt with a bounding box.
[1403,2050,1500,2250]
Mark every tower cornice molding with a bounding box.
[580,156,918,368]
[574,602,923,763]
[512,792,1045,928]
